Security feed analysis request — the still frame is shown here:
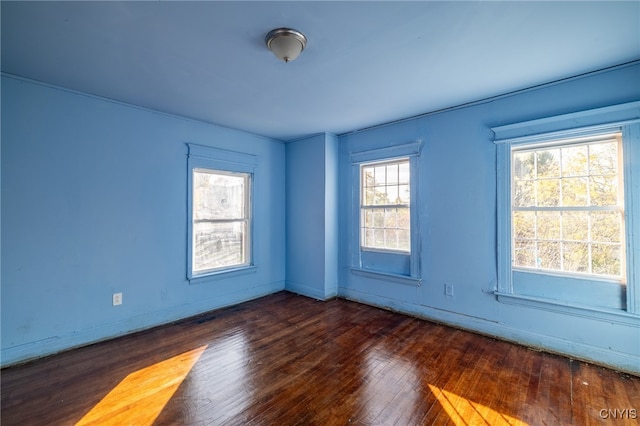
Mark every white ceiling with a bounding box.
[2,1,639,141]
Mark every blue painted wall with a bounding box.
[2,64,639,372]
[1,75,286,366]
[285,133,339,300]
[338,63,640,373]
[324,133,339,298]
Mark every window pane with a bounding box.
[384,208,397,228]
[363,228,374,247]
[589,141,618,176]
[537,179,560,207]
[590,175,618,206]
[562,242,590,273]
[514,240,536,268]
[398,184,410,203]
[374,166,386,185]
[562,177,588,206]
[373,229,385,247]
[536,149,560,178]
[591,212,621,243]
[193,221,245,272]
[364,209,374,227]
[372,187,389,205]
[513,152,535,179]
[537,211,560,240]
[364,187,375,205]
[592,244,621,276]
[386,186,398,204]
[386,164,399,184]
[538,241,561,270]
[193,171,245,220]
[397,207,410,229]
[373,210,384,227]
[385,229,399,249]
[562,211,589,242]
[513,180,535,207]
[362,167,375,188]
[398,162,410,184]
[398,230,410,251]
[513,211,535,239]
[561,145,588,177]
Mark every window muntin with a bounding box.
[192,169,251,274]
[511,133,625,280]
[360,159,410,252]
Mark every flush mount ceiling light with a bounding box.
[265,28,307,63]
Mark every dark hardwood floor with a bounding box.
[2,292,639,425]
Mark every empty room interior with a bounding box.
[2,1,640,425]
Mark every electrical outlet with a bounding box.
[445,283,454,297]
[112,292,123,306]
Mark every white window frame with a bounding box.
[349,141,422,286]
[191,168,251,275]
[187,144,257,283]
[360,158,411,253]
[493,102,640,319]
[511,133,625,280]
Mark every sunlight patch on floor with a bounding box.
[76,345,207,425]
[427,384,528,426]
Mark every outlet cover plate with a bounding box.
[445,284,454,297]
[113,293,122,306]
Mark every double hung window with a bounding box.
[512,133,624,279]
[350,141,422,284]
[361,159,411,252]
[493,102,639,315]
[187,144,257,281]
[192,169,251,274]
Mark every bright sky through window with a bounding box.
[192,169,250,274]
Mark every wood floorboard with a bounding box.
[538,356,565,424]
[2,291,639,425]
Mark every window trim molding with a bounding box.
[622,123,640,314]
[350,267,422,287]
[492,102,640,315]
[495,292,640,327]
[188,265,258,285]
[492,101,640,142]
[350,141,423,164]
[186,143,258,283]
[350,141,423,281]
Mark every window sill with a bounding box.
[189,265,257,285]
[361,247,410,255]
[350,268,421,287]
[495,292,639,327]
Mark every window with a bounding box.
[512,133,624,280]
[187,144,257,281]
[361,159,411,252]
[349,141,422,285]
[493,101,639,316]
[192,169,251,274]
